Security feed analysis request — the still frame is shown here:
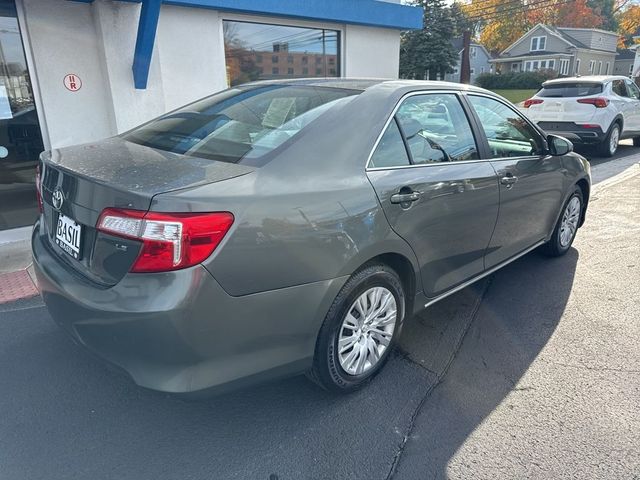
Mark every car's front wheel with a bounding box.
[598,122,620,157]
[541,186,583,257]
[307,264,405,392]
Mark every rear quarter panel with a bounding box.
[151,85,423,297]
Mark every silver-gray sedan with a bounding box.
[32,79,590,394]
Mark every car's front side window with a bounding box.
[394,93,479,164]
[468,95,544,158]
[626,80,640,100]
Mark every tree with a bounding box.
[400,0,465,80]
[618,4,640,47]
[588,0,618,31]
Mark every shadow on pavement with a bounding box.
[0,248,578,480]
[393,248,579,479]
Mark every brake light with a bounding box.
[35,164,43,213]
[523,98,544,108]
[97,208,234,273]
[577,97,609,108]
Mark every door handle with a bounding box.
[500,175,518,187]
[390,191,421,204]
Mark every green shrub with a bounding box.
[475,69,558,90]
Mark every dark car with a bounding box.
[32,79,590,394]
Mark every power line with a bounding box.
[466,0,576,22]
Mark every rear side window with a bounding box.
[537,83,603,98]
[369,120,410,168]
[613,80,630,97]
[394,93,479,164]
[123,85,358,166]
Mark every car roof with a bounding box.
[239,77,489,94]
[543,75,629,86]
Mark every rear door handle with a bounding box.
[390,191,421,204]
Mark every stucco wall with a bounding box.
[17,0,402,150]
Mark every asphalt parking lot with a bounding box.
[0,149,638,480]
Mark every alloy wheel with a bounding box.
[559,196,581,247]
[609,126,620,155]
[337,286,397,375]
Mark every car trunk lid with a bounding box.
[39,137,254,285]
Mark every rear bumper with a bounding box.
[32,220,346,394]
[537,122,605,144]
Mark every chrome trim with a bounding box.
[423,240,546,308]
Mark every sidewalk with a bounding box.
[0,226,37,304]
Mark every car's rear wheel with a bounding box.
[541,186,583,257]
[307,264,405,392]
[598,122,620,157]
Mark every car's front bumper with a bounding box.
[537,122,605,145]
[32,220,347,394]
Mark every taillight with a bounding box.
[97,208,234,273]
[577,97,609,108]
[35,164,43,213]
[523,98,544,108]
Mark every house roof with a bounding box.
[616,49,636,60]
[450,38,493,58]
[500,24,618,57]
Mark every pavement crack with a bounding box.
[384,278,493,480]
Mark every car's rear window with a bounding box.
[123,85,359,166]
[537,83,603,98]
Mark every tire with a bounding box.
[541,186,584,257]
[598,122,620,157]
[307,264,405,392]
[633,136,640,147]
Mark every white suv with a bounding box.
[523,75,640,157]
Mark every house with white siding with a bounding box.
[490,24,618,77]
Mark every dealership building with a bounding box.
[0,0,421,234]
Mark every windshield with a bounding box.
[537,83,603,98]
[122,85,359,166]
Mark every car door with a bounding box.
[611,79,636,133]
[366,92,500,298]
[465,94,566,269]
[624,79,640,132]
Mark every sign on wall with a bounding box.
[63,74,82,92]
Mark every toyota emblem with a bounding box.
[52,188,64,211]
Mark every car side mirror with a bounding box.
[547,134,573,156]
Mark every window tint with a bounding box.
[369,119,410,168]
[468,95,543,158]
[394,94,479,164]
[537,83,603,97]
[123,85,358,166]
[612,80,629,97]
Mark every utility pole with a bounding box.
[460,30,471,84]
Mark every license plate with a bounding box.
[55,214,82,260]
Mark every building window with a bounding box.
[560,59,570,75]
[530,36,546,51]
[511,63,520,71]
[481,67,485,73]
[598,61,603,75]
[576,59,581,74]
[223,20,340,86]
[630,63,634,75]
[470,68,475,75]
[316,68,322,75]
[470,46,477,58]
[589,60,596,74]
